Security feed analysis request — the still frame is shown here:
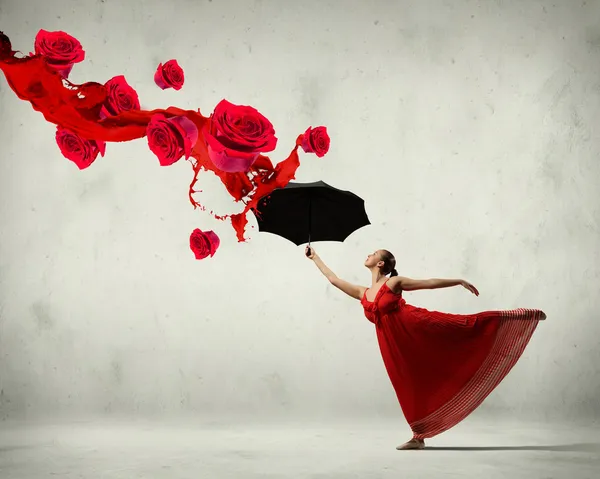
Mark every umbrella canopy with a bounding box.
[252,180,370,247]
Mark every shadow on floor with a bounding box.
[426,443,600,453]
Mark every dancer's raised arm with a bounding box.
[388,276,479,296]
[305,246,366,300]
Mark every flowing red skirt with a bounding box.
[361,282,545,439]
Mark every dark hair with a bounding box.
[379,250,397,276]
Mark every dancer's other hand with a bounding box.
[460,280,479,296]
[305,245,316,259]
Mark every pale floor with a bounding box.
[0,416,599,478]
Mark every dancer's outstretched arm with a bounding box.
[305,246,366,300]
[388,276,479,296]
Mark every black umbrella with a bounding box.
[252,180,370,255]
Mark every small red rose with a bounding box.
[190,228,220,260]
[100,75,141,118]
[154,59,185,90]
[147,114,199,166]
[34,29,85,78]
[204,99,278,173]
[55,126,106,170]
[300,126,330,158]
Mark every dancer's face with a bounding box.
[364,250,384,269]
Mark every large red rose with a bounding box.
[146,114,199,166]
[300,126,330,157]
[55,126,106,170]
[154,60,185,90]
[190,229,220,259]
[34,29,85,78]
[204,99,277,173]
[100,75,140,118]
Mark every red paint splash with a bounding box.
[0,30,315,243]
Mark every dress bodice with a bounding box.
[361,281,405,324]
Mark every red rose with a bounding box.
[190,228,220,259]
[34,29,85,78]
[154,60,185,90]
[204,99,277,173]
[146,114,199,166]
[300,126,330,158]
[100,75,140,118]
[55,126,106,170]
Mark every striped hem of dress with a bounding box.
[409,308,546,440]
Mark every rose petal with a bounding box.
[96,139,106,157]
[164,60,184,90]
[153,63,168,90]
[207,143,259,173]
[300,131,314,154]
[56,63,74,78]
[169,116,198,159]
[204,230,221,256]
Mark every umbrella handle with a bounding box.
[306,199,312,257]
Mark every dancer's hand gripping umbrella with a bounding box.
[251,181,371,255]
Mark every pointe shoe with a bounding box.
[396,438,425,450]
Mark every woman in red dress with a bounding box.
[306,246,546,450]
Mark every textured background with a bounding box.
[0,0,599,427]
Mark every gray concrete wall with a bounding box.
[0,0,598,424]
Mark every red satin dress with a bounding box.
[361,281,545,439]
